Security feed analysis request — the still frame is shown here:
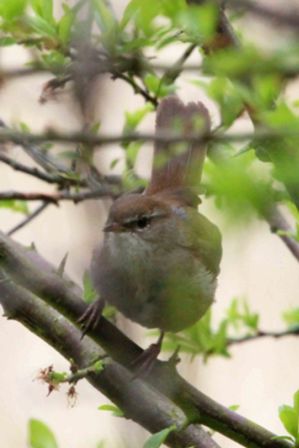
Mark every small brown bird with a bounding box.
[80,96,222,368]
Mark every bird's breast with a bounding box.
[93,232,216,332]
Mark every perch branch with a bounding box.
[0,231,292,448]
[0,272,220,448]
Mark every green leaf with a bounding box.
[98,404,124,417]
[30,0,54,24]
[124,104,154,133]
[279,405,298,438]
[283,308,299,328]
[41,0,54,23]
[161,0,186,20]
[26,14,57,38]
[199,77,243,127]
[293,390,299,416]
[83,271,97,304]
[203,46,263,78]
[0,36,16,46]
[92,0,117,33]
[40,51,66,69]
[121,0,161,36]
[0,0,27,20]
[48,370,67,384]
[28,419,59,448]
[58,6,75,44]
[0,199,29,215]
[126,142,142,166]
[143,425,176,448]
[176,3,218,42]
[228,404,240,411]
[143,73,176,97]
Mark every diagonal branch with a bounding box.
[0,273,219,448]
[7,202,50,236]
[0,231,292,448]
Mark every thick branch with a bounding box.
[0,232,291,448]
[0,275,219,448]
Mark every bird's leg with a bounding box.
[131,331,165,378]
[78,298,105,338]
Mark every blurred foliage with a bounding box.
[28,419,59,448]
[0,0,299,226]
[159,297,259,360]
[2,0,299,446]
[0,0,298,225]
[0,199,29,214]
[283,308,299,329]
[277,390,299,447]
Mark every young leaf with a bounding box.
[123,104,154,133]
[143,425,176,448]
[283,308,299,328]
[0,199,29,215]
[0,36,16,46]
[58,6,75,45]
[0,0,27,20]
[28,419,59,448]
[98,404,124,418]
[83,271,97,304]
[279,405,298,439]
[176,3,218,42]
[26,15,57,39]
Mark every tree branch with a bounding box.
[7,202,50,236]
[0,188,119,203]
[1,127,299,148]
[0,152,87,187]
[225,0,299,31]
[228,327,299,347]
[0,231,292,448]
[0,273,220,448]
[266,207,299,263]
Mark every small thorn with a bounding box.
[168,346,181,367]
[57,252,68,276]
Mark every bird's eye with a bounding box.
[136,216,150,229]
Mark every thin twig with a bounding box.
[162,43,197,85]
[228,326,299,346]
[266,207,299,263]
[7,202,49,236]
[114,72,158,106]
[0,188,119,203]
[0,152,87,187]
[225,0,299,31]
[0,127,299,148]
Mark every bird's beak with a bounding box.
[103,222,124,233]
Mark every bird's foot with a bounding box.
[78,298,105,338]
[131,331,164,378]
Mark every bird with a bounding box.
[79,95,222,371]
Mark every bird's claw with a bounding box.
[78,299,104,339]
